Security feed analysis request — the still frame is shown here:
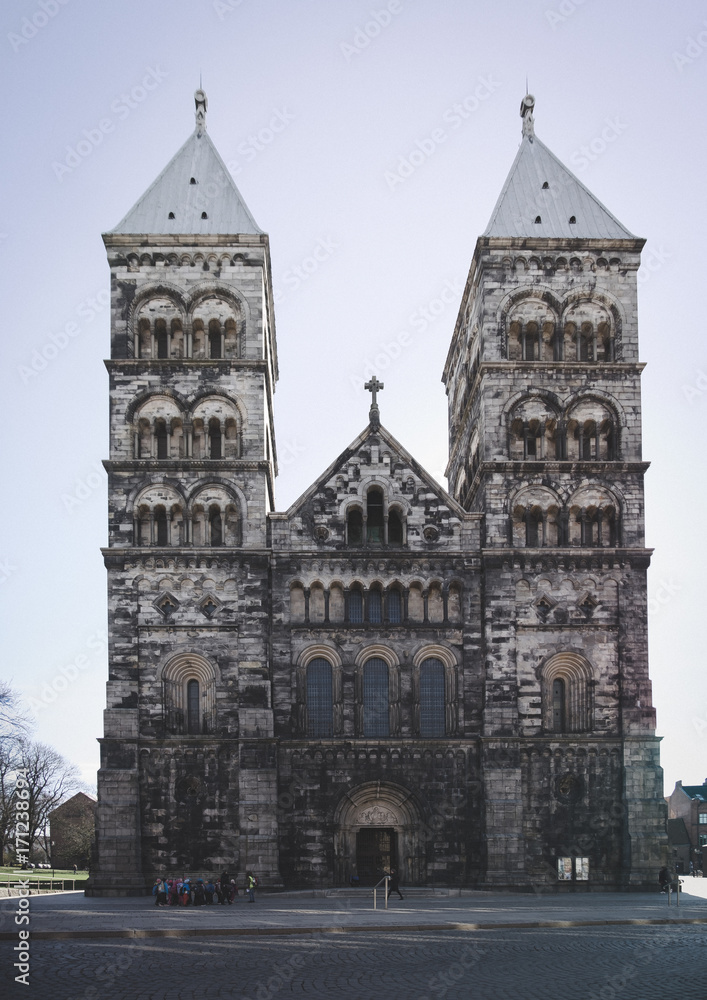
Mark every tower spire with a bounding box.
[520,93,535,138]
[194,88,208,136]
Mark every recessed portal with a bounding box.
[356,827,397,885]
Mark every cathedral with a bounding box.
[88,91,666,895]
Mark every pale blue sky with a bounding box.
[1,0,706,793]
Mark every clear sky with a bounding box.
[1,0,705,795]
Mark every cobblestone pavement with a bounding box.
[1,882,706,938]
[2,924,707,1000]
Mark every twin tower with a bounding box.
[89,92,665,894]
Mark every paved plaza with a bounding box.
[1,880,706,999]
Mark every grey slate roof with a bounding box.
[483,133,634,240]
[110,128,262,236]
[681,784,707,802]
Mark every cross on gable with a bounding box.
[364,377,384,407]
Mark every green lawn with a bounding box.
[0,867,89,882]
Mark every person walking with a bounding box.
[386,867,404,901]
[246,871,256,902]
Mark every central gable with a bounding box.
[270,424,479,552]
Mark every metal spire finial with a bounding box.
[194,88,208,136]
[520,93,535,138]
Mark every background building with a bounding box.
[49,792,96,870]
[87,92,666,895]
[667,779,707,873]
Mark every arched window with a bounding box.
[420,658,445,737]
[387,588,402,624]
[552,678,566,732]
[366,489,384,544]
[187,679,201,734]
[542,652,593,733]
[347,509,363,546]
[348,587,364,624]
[162,653,218,736]
[368,588,382,624]
[346,494,406,547]
[209,508,223,546]
[389,509,403,545]
[363,658,389,737]
[307,658,333,737]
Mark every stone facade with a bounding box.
[87,96,666,896]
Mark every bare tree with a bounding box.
[17,741,82,859]
[0,683,32,863]
[0,737,22,864]
[0,681,32,741]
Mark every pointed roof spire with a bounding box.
[483,94,635,240]
[109,91,262,236]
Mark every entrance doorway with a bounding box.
[356,827,397,885]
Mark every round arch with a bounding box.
[333,780,428,886]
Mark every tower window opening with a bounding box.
[347,509,363,546]
[420,658,446,737]
[366,488,384,544]
[306,658,333,738]
[186,679,201,734]
[368,588,382,624]
[387,588,402,624]
[525,510,542,547]
[190,177,197,184]
[542,181,549,189]
[156,421,168,459]
[208,420,222,459]
[201,212,208,219]
[209,509,223,547]
[208,320,222,359]
[155,507,168,546]
[552,678,566,732]
[363,658,389,737]
[389,509,403,545]
[168,212,175,219]
[569,215,576,224]
[535,216,542,224]
[348,588,364,624]
[156,322,168,359]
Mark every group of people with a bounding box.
[153,871,258,906]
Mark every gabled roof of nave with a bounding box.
[109,90,262,236]
[483,95,635,240]
[276,418,468,523]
